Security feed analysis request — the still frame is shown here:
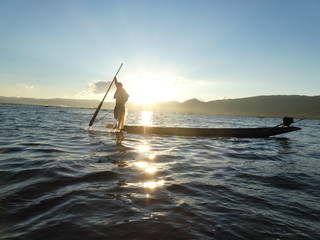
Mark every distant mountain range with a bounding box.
[1,95,319,119]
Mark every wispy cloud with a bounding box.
[17,82,37,89]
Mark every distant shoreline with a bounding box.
[1,95,320,120]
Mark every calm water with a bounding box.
[1,104,319,240]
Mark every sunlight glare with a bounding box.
[135,161,148,168]
[138,144,150,153]
[142,180,165,189]
[126,73,178,104]
[134,161,157,174]
[140,111,153,126]
[145,166,157,174]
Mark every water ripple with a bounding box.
[1,104,320,239]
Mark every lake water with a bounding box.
[1,104,319,240]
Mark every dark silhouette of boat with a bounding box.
[115,125,300,138]
[107,117,301,138]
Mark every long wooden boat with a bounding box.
[108,125,301,138]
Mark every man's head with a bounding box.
[116,82,123,88]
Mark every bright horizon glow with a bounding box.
[125,73,179,104]
[0,0,319,101]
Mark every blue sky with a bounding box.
[0,0,319,103]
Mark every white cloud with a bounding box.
[89,80,114,94]
[73,80,117,99]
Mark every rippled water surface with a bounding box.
[1,104,320,239]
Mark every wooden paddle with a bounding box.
[89,63,123,127]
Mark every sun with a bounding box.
[125,73,178,104]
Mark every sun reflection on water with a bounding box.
[142,180,165,189]
[135,161,158,174]
[132,138,166,195]
[138,143,150,153]
[140,111,153,126]
[145,166,157,174]
[135,161,149,168]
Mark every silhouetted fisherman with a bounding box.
[113,77,129,131]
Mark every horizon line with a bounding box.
[1,94,319,104]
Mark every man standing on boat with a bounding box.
[113,77,129,131]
